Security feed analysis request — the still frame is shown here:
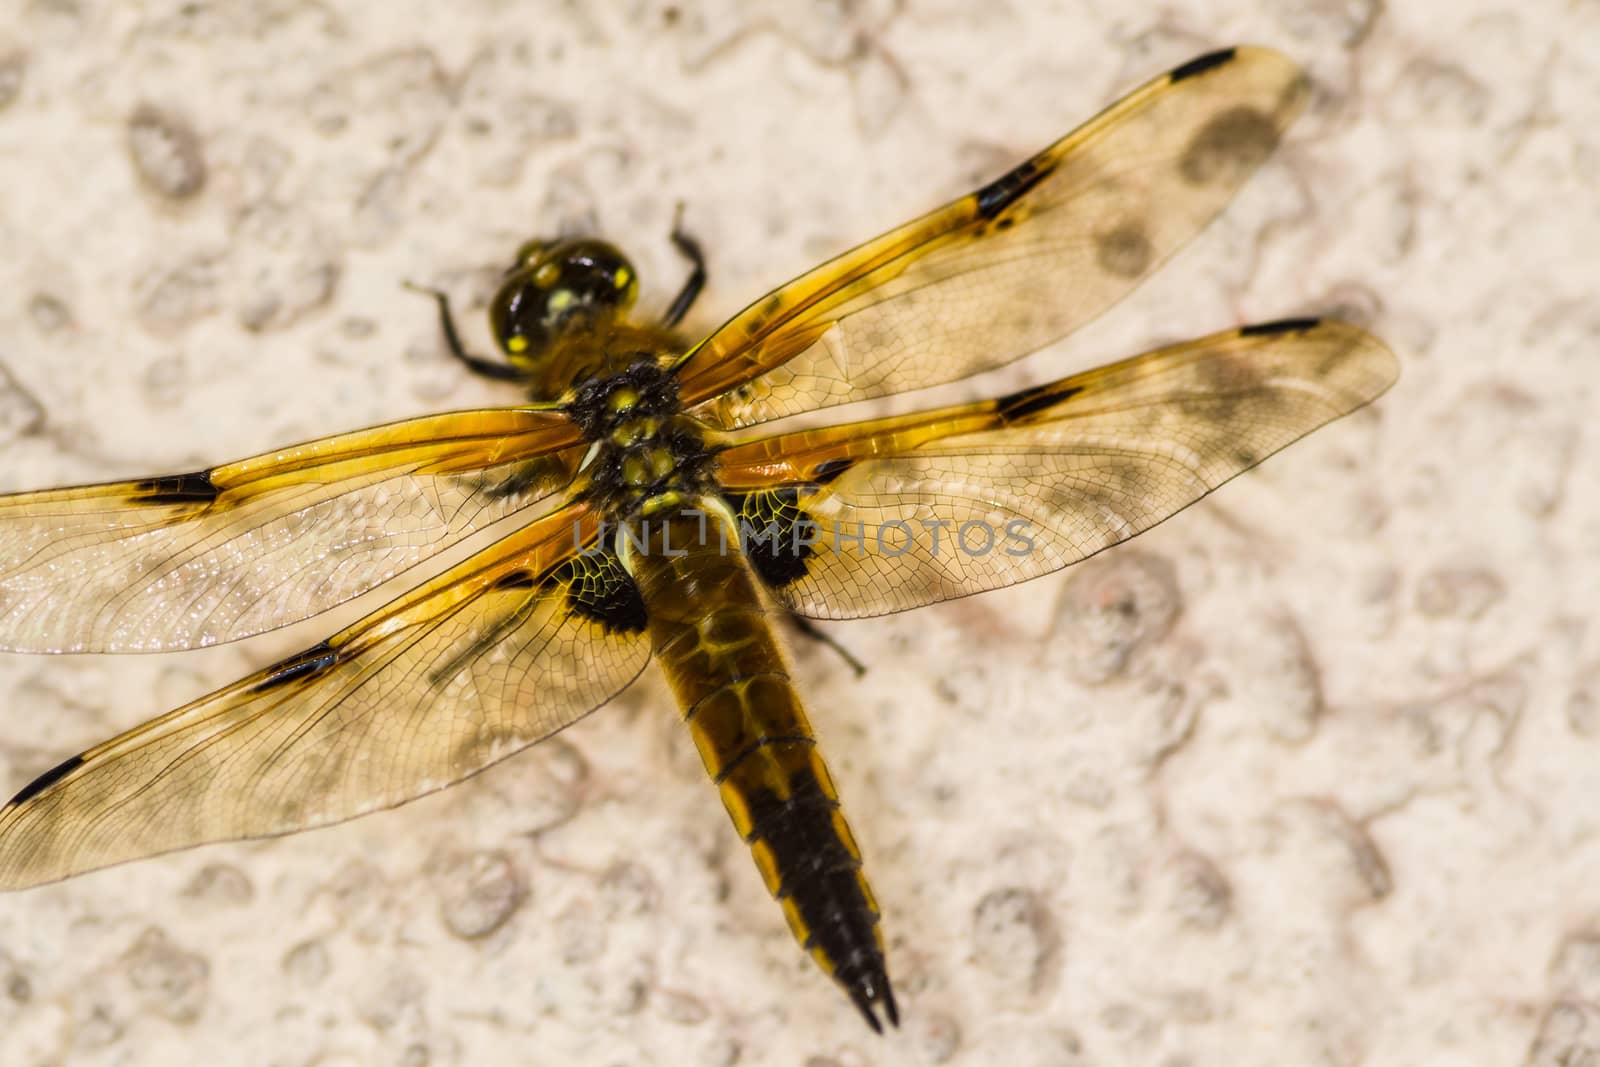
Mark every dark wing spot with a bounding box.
[726,488,816,588]
[134,470,219,505]
[8,753,85,806]
[813,458,854,485]
[1095,223,1154,278]
[251,641,339,694]
[1170,47,1237,83]
[492,570,537,590]
[1178,107,1282,186]
[975,157,1049,220]
[555,548,647,635]
[481,453,579,502]
[997,382,1085,423]
[1240,317,1320,337]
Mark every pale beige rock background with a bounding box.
[1,1,1597,1065]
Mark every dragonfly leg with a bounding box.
[404,281,525,382]
[662,204,708,328]
[787,614,867,678]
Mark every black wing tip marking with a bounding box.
[1170,47,1239,83]
[1240,316,1322,337]
[134,470,219,506]
[8,753,85,807]
[974,157,1051,220]
[251,640,340,694]
[996,381,1086,422]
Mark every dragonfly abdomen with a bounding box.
[624,507,898,1031]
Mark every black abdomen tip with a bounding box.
[841,960,899,1034]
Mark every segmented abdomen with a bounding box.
[622,503,897,1029]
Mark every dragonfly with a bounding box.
[0,46,1396,1031]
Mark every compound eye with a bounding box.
[506,238,551,274]
[553,240,639,312]
[488,239,640,360]
[488,278,550,359]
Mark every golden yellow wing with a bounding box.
[674,46,1308,429]
[714,319,1397,618]
[0,408,584,653]
[0,502,648,889]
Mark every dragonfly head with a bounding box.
[489,239,641,374]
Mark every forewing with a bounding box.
[715,320,1397,618]
[0,502,650,889]
[0,408,584,653]
[674,47,1307,429]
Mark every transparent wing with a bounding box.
[674,47,1307,429]
[0,502,650,889]
[714,320,1397,618]
[0,408,584,653]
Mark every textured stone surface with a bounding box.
[1,2,1597,1063]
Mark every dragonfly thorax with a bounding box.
[570,358,718,522]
